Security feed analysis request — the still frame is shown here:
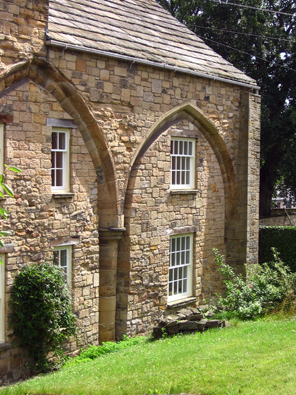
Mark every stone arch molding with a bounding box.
[127,101,235,219]
[0,57,119,229]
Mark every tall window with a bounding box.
[168,234,192,302]
[0,254,5,343]
[0,124,4,176]
[170,138,195,189]
[53,246,72,287]
[51,129,69,192]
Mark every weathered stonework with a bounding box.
[0,0,260,382]
[259,209,296,227]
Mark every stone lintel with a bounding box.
[50,236,80,247]
[47,118,78,128]
[0,244,14,253]
[168,129,199,138]
[167,226,197,236]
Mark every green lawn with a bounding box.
[2,317,296,395]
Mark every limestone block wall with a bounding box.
[0,1,260,377]
[0,79,99,382]
[260,210,296,227]
[45,48,244,209]
[0,0,47,68]
[117,121,226,337]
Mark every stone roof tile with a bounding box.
[47,0,257,86]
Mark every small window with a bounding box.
[170,138,195,189]
[0,254,5,343]
[51,129,69,192]
[53,246,72,287]
[0,124,4,176]
[168,234,193,302]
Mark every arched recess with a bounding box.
[0,56,124,343]
[0,57,119,229]
[126,101,236,221]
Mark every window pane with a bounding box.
[179,141,183,155]
[174,268,178,281]
[172,238,175,252]
[174,140,178,155]
[59,132,66,150]
[186,236,190,249]
[56,169,63,186]
[60,249,67,268]
[189,141,192,155]
[52,132,57,149]
[177,170,180,184]
[178,279,182,293]
[183,279,187,292]
[53,250,59,265]
[186,170,190,185]
[186,250,190,264]
[56,152,63,168]
[174,281,178,294]
[182,237,185,250]
[171,156,176,170]
[171,252,175,267]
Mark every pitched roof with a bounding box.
[47,0,258,87]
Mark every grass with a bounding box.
[2,317,296,395]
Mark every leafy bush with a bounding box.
[213,248,296,319]
[9,262,77,372]
[259,226,296,272]
[64,335,146,367]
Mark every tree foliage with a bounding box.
[158,0,296,216]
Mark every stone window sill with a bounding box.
[0,342,11,351]
[52,192,75,199]
[167,296,197,309]
[170,189,199,195]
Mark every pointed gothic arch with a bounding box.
[126,101,235,220]
[0,57,119,228]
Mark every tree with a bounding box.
[157,0,296,216]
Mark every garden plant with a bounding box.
[9,262,77,373]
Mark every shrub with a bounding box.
[259,226,296,272]
[213,248,296,319]
[9,262,77,372]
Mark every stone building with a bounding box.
[0,0,260,381]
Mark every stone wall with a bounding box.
[117,121,226,337]
[0,0,260,382]
[0,79,99,382]
[260,209,296,227]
